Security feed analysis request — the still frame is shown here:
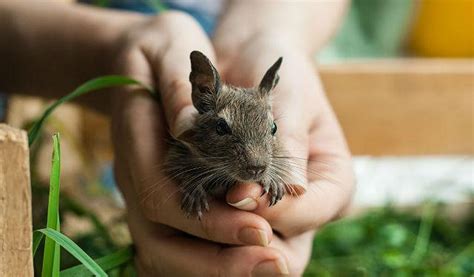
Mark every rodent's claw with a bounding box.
[261,182,270,197]
[267,181,285,207]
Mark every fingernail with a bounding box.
[228,197,258,211]
[252,257,289,276]
[238,227,268,246]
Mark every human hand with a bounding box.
[111,12,291,276]
[214,34,356,274]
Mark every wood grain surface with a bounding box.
[320,59,474,155]
[0,124,33,276]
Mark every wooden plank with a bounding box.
[0,124,33,276]
[6,59,473,156]
[320,59,474,155]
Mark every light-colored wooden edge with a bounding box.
[319,58,474,155]
[6,59,473,156]
[0,124,33,276]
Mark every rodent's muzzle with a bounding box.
[238,145,270,181]
[238,164,267,181]
[247,165,266,177]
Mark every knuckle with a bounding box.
[114,45,140,73]
[114,46,155,88]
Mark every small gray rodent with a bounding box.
[165,51,292,218]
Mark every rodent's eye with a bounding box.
[216,118,231,135]
[271,122,277,136]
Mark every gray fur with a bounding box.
[165,51,291,218]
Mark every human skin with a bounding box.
[0,0,353,276]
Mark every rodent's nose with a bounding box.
[247,165,266,177]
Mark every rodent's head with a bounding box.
[178,51,283,183]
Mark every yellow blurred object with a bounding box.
[409,0,474,57]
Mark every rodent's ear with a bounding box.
[189,51,221,113]
[258,57,283,96]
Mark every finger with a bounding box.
[267,231,315,276]
[305,100,355,225]
[226,109,354,237]
[118,92,273,246]
[226,174,349,238]
[227,182,261,211]
[135,234,289,277]
[123,181,289,277]
[268,54,319,191]
[150,13,215,137]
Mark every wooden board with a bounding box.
[320,59,474,155]
[6,59,474,156]
[0,124,33,276]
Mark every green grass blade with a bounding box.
[35,229,107,277]
[60,246,134,276]
[33,231,45,257]
[28,75,151,146]
[42,134,62,277]
[53,216,61,277]
[410,202,436,264]
[53,242,61,277]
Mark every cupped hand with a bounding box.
[111,12,290,276]
[215,35,356,273]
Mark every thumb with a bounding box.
[153,46,215,137]
[159,77,196,137]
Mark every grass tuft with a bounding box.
[30,75,151,276]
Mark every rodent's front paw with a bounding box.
[261,181,285,206]
[181,186,209,219]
